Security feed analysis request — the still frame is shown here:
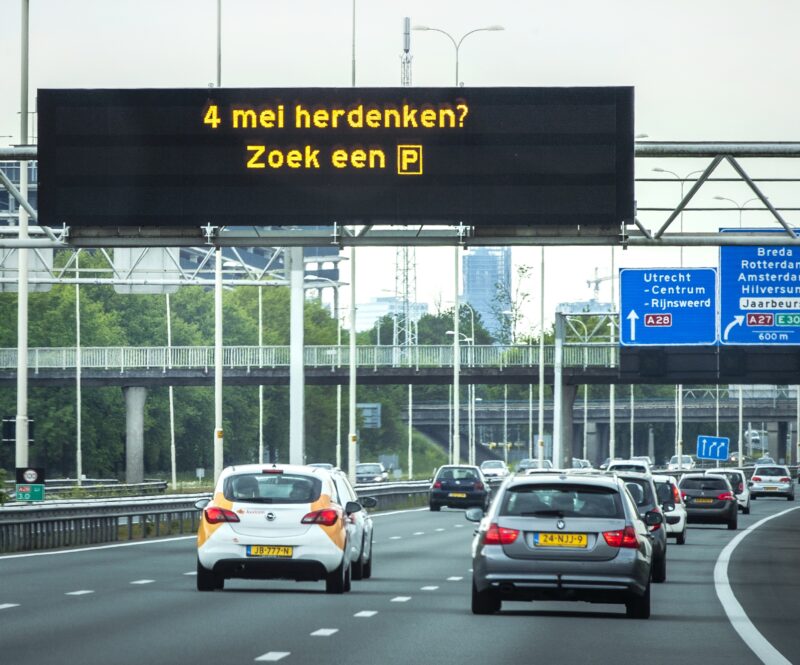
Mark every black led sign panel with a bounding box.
[37,87,634,228]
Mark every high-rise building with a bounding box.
[462,247,512,340]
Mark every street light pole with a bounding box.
[453,247,461,464]
[413,24,504,86]
[538,246,545,466]
[714,196,760,228]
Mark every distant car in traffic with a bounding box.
[667,455,696,471]
[750,465,794,501]
[653,474,687,545]
[466,471,659,618]
[517,458,553,472]
[705,468,750,514]
[607,459,652,475]
[430,465,490,511]
[612,471,668,583]
[355,463,388,484]
[307,462,334,470]
[480,460,510,479]
[756,456,776,465]
[678,473,738,529]
[195,463,377,593]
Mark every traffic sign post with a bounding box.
[720,240,800,345]
[15,467,45,502]
[696,435,730,461]
[619,268,717,346]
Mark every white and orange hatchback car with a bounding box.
[195,464,376,593]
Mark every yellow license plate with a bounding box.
[449,492,467,498]
[694,498,713,503]
[247,545,293,558]
[765,486,779,491]
[535,532,588,548]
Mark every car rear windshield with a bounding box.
[357,464,383,474]
[755,467,788,477]
[500,484,624,519]
[482,461,505,469]
[223,473,322,503]
[620,478,656,508]
[437,467,478,481]
[655,481,675,504]
[680,477,728,491]
[610,464,647,472]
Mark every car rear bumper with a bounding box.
[210,557,329,581]
[430,490,487,507]
[751,484,793,498]
[686,504,737,523]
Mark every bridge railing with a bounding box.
[0,343,620,372]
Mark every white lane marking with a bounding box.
[390,596,411,602]
[0,535,196,560]
[389,536,402,540]
[714,505,799,665]
[413,531,425,536]
[447,576,463,582]
[0,603,20,610]
[255,653,290,662]
[420,586,439,591]
[130,579,155,585]
[454,524,464,528]
[310,629,338,637]
[65,590,94,596]
[184,571,197,576]
[435,528,445,532]
[354,611,377,618]
[371,507,428,518]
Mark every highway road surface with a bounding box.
[1,501,797,665]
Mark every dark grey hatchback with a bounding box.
[430,465,490,511]
[466,473,660,618]
[679,473,738,529]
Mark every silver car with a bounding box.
[466,473,660,619]
[750,465,795,501]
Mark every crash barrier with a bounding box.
[0,481,434,554]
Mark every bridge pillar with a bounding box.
[557,384,578,468]
[767,421,789,463]
[585,421,600,465]
[123,386,147,483]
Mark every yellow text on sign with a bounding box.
[246,145,388,170]
[397,145,423,175]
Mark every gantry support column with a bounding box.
[123,386,147,483]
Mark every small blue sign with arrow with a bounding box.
[619,268,717,346]
[696,435,729,461]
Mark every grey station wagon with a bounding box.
[466,472,660,619]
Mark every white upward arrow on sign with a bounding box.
[627,310,639,341]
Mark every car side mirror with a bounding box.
[345,501,363,515]
[644,510,663,526]
[194,498,210,511]
[661,502,675,512]
[358,496,378,509]
[465,507,484,522]
[747,481,754,487]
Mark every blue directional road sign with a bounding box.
[720,239,800,345]
[696,435,729,461]
[619,268,717,346]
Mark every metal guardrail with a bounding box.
[0,481,434,554]
[0,343,620,372]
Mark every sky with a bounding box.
[1,0,799,331]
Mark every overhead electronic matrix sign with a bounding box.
[37,87,634,229]
[720,232,800,345]
[619,268,717,346]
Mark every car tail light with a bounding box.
[672,484,681,503]
[681,492,688,502]
[737,482,744,493]
[752,476,762,482]
[301,509,340,526]
[433,481,442,489]
[262,468,284,474]
[780,477,791,483]
[474,482,485,491]
[603,525,638,549]
[484,523,519,545]
[204,506,240,524]
[716,492,734,501]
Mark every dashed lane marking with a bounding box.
[435,528,445,532]
[413,531,425,536]
[65,590,94,596]
[389,536,402,540]
[130,579,155,585]
[255,653,290,662]
[310,629,339,637]
[184,571,197,576]
[391,596,412,602]
[0,603,20,610]
[354,611,378,618]
[420,586,439,591]
[447,576,463,581]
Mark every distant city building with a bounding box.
[462,247,512,340]
[356,296,428,334]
